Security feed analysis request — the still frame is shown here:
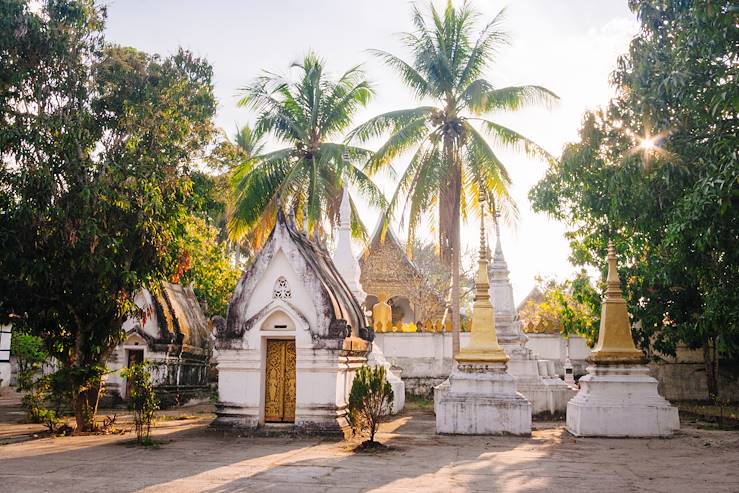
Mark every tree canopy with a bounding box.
[530,0,738,396]
[0,0,216,429]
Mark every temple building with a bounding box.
[214,209,372,433]
[359,223,446,325]
[105,282,212,407]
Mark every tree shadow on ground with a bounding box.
[1,406,737,492]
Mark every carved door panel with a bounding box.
[264,339,296,423]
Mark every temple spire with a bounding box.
[332,187,366,304]
[487,203,524,344]
[455,200,508,363]
[589,241,643,364]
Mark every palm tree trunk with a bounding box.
[449,158,462,356]
[451,214,461,356]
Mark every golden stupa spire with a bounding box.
[455,199,508,363]
[588,241,643,364]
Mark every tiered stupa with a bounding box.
[434,205,531,435]
[332,188,404,414]
[489,218,575,414]
[566,242,679,436]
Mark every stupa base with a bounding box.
[566,364,679,437]
[434,362,532,435]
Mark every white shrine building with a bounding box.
[105,282,212,406]
[214,209,372,433]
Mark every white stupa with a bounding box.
[333,188,405,414]
[489,218,575,415]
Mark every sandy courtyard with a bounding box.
[0,402,737,493]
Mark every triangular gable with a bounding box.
[226,210,367,345]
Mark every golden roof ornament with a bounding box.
[455,199,508,363]
[588,241,644,364]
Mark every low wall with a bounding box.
[649,362,739,402]
[374,333,467,396]
[525,334,591,376]
[375,332,739,402]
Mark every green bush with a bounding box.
[121,362,159,444]
[347,365,394,443]
[10,331,60,429]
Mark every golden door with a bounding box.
[264,339,296,422]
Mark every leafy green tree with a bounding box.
[350,1,556,354]
[230,53,386,246]
[530,0,738,397]
[529,273,601,346]
[177,215,241,318]
[0,1,216,430]
[347,365,394,444]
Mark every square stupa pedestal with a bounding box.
[434,362,531,435]
[566,364,680,437]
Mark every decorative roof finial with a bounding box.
[479,195,487,261]
[605,240,622,301]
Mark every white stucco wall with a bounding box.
[525,334,591,370]
[241,249,320,332]
[0,324,11,387]
[374,332,591,382]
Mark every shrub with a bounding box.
[121,362,159,444]
[347,365,394,443]
[11,331,55,426]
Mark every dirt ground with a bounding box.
[0,390,737,493]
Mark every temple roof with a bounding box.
[226,209,369,342]
[148,281,211,348]
[358,219,447,320]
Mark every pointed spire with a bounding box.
[340,187,351,229]
[487,206,524,344]
[332,187,366,304]
[589,240,643,364]
[455,200,508,363]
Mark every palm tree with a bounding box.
[220,124,268,260]
[350,1,557,354]
[229,53,386,246]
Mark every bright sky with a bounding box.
[104,0,639,302]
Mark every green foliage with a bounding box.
[121,361,159,444]
[0,0,216,430]
[178,215,241,318]
[530,0,738,396]
[536,273,601,346]
[10,331,47,388]
[10,331,68,431]
[230,53,386,247]
[347,365,394,443]
[349,1,556,352]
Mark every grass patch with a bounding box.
[405,394,433,410]
[678,401,739,429]
[678,401,739,420]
